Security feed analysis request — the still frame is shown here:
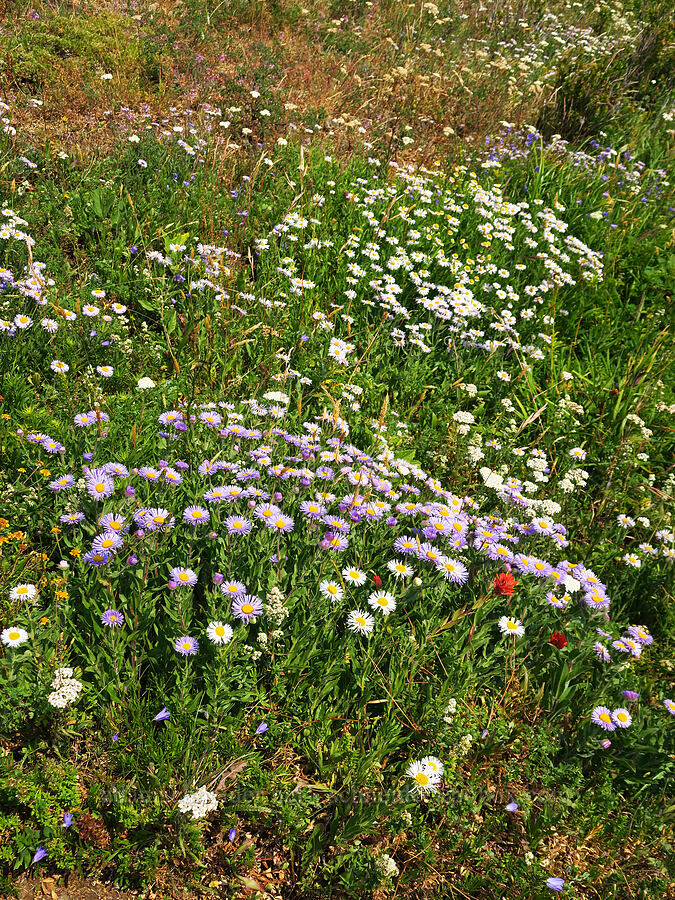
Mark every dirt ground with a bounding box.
[13,874,133,900]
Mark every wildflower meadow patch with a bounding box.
[0,1,673,897]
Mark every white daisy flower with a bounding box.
[9,584,37,601]
[346,609,374,636]
[420,756,444,777]
[342,566,367,586]
[498,616,525,638]
[319,580,344,602]
[387,559,414,579]
[367,591,397,615]
[406,759,441,795]
[206,621,233,645]
[1,626,29,647]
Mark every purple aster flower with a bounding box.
[99,513,128,533]
[183,505,210,526]
[42,439,66,454]
[92,532,123,555]
[591,706,616,731]
[128,554,138,565]
[153,707,170,722]
[86,472,115,500]
[627,624,653,645]
[593,642,611,662]
[611,708,632,728]
[225,515,252,536]
[393,535,418,556]
[266,513,295,534]
[546,877,564,892]
[174,635,199,656]
[232,594,263,622]
[324,532,349,552]
[138,466,162,482]
[505,802,518,812]
[49,474,75,492]
[221,580,246,598]
[584,590,611,611]
[60,512,86,525]
[169,567,197,587]
[323,514,350,534]
[621,690,639,701]
[101,609,125,628]
[83,549,111,568]
[299,500,326,519]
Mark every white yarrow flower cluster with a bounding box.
[266,586,289,626]
[376,852,400,879]
[443,697,457,724]
[177,786,218,820]
[48,668,83,708]
[452,411,475,437]
[457,733,473,757]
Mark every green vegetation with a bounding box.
[0,0,673,897]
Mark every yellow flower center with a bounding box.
[415,772,429,785]
[241,604,253,615]
[179,573,189,582]
[599,712,611,723]
[356,617,365,627]
[215,626,225,636]
[8,631,20,640]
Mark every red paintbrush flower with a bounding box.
[494,573,517,595]
[373,574,383,588]
[549,632,568,649]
